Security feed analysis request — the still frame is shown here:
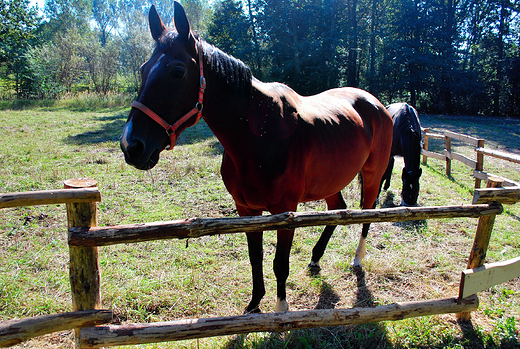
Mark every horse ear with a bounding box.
[174,1,191,42]
[149,5,167,41]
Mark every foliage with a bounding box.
[0,0,519,115]
[0,0,40,97]
[207,0,253,64]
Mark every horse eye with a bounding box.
[171,67,185,79]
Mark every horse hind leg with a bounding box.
[309,192,347,270]
[353,171,382,267]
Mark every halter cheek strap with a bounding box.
[131,49,206,150]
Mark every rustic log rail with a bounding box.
[80,296,478,348]
[0,310,113,347]
[420,128,520,189]
[68,203,503,247]
[0,188,101,209]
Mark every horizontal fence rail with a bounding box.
[2,175,520,347]
[79,296,479,348]
[0,188,101,209]
[421,128,520,189]
[69,203,503,247]
[0,310,113,347]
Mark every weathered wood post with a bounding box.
[445,133,452,177]
[457,177,503,321]
[422,128,429,165]
[64,178,101,348]
[474,139,485,189]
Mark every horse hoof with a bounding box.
[308,260,321,270]
[275,298,288,312]
[352,258,363,269]
[244,306,261,314]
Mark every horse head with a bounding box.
[121,2,203,170]
[401,167,422,206]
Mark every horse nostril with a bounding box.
[122,137,145,159]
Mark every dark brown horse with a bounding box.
[120,2,393,313]
[381,103,422,206]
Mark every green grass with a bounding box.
[1,107,520,348]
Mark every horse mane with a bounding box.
[199,38,252,100]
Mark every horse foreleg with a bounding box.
[273,229,295,312]
[309,192,346,269]
[245,231,265,313]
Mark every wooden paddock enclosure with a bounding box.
[0,176,519,348]
[422,128,520,188]
[2,129,520,347]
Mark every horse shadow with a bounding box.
[64,112,127,145]
[224,268,392,348]
[380,191,428,231]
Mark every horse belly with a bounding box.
[300,137,371,202]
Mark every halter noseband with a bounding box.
[131,48,206,150]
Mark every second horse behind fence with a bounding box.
[382,102,422,206]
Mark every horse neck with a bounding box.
[198,46,253,152]
[403,131,422,175]
[398,111,422,176]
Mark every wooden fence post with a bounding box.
[422,128,429,165]
[457,177,503,321]
[445,134,452,177]
[64,178,101,348]
[474,139,485,189]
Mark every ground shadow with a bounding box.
[224,268,393,348]
[380,191,429,231]
[380,190,398,208]
[64,112,216,147]
[314,281,341,310]
[64,112,127,145]
[456,318,488,349]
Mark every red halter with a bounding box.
[131,49,206,150]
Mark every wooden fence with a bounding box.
[422,129,520,188]
[1,176,520,348]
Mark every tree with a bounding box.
[43,0,91,38]
[92,0,118,46]
[83,37,121,94]
[0,0,40,97]
[257,0,342,95]
[207,0,251,60]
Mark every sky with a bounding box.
[29,0,45,14]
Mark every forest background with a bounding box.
[1,0,519,116]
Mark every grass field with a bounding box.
[1,104,520,348]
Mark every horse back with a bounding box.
[387,103,421,157]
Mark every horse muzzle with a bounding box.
[120,122,161,170]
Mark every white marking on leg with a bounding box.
[353,235,366,267]
[275,297,288,312]
[308,260,321,269]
